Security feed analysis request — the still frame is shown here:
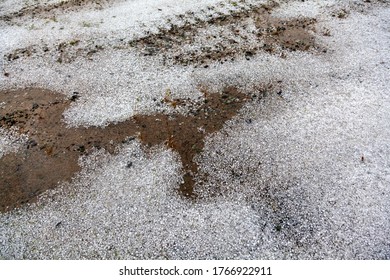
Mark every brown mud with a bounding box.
[0,85,275,212]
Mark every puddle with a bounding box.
[0,85,276,212]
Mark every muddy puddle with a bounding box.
[0,86,277,212]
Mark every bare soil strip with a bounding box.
[4,1,323,65]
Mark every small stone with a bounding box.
[27,140,37,149]
[70,92,79,102]
[122,137,136,144]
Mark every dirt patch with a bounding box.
[0,85,276,212]
[3,1,323,65]
[133,3,322,66]
[3,0,389,65]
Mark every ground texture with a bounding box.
[0,0,389,259]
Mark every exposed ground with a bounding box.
[0,0,389,259]
[0,85,268,210]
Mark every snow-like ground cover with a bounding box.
[0,0,389,259]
